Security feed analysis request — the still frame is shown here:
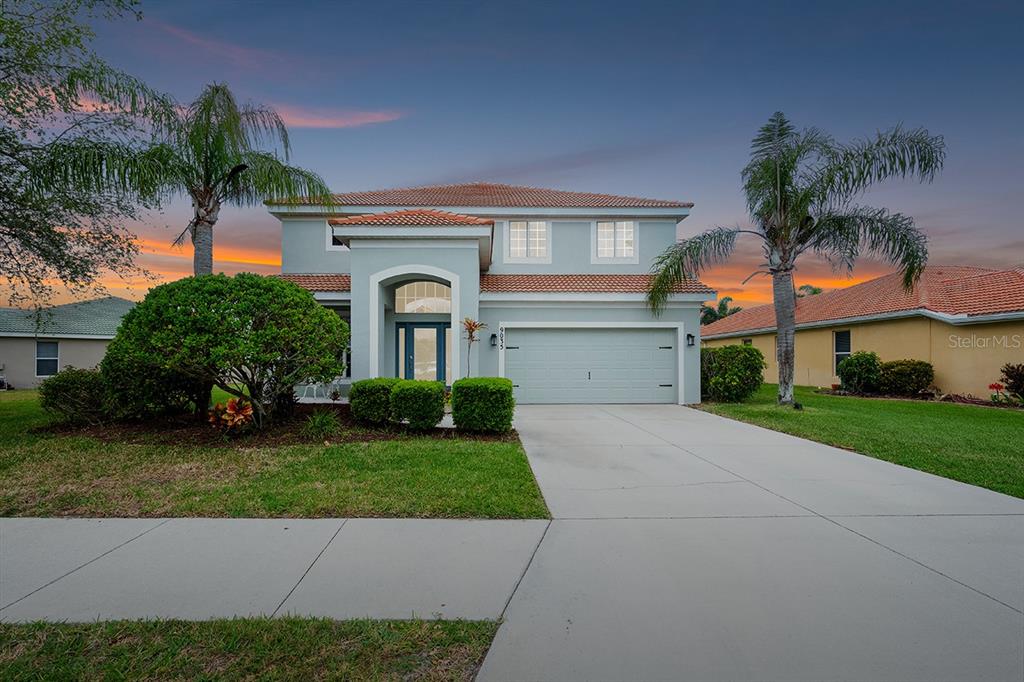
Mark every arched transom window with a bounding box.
[395,281,451,313]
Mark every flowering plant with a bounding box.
[209,397,255,432]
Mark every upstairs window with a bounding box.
[834,330,851,374]
[36,341,59,377]
[507,221,549,261]
[593,221,637,263]
[395,281,451,313]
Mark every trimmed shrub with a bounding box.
[105,274,349,427]
[349,378,401,425]
[451,377,515,433]
[391,380,446,431]
[1000,363,1024,398]
[101,313,206,419]
[878,359,934,396]
[836,351,880,393]
[38,367,108,424]
[701,345,766,402]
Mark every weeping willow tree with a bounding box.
[141,83,334,275]
[1,0,175,306]
[648,112,945,405]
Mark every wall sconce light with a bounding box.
[686,333,695,347]
[490,333,498,347]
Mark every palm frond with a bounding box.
[224,151,333,206]
[646,227,740,314]
[810,206,928,289]
[820,126,945,202]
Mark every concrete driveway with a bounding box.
[479,404,1024,681]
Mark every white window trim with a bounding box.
[326,224,349,252]
[502,220,552,264]
[35,340,59,378]
[496,321,687,405]
[590,220,639,264]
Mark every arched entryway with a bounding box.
[368,264,461,382]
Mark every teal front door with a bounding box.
[396,323,451,383]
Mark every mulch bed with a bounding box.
[37,403,519,448]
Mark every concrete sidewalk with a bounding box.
[0,518,548,622]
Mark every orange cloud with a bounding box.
[273,104,404,129]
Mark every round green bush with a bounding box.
[390,380,446,431]
[106,274,349,427]
[837,351,880,393]
[349,378,401,425]
[878,359,934,396]
[701,345,766,402]
[38,367,108,424]
[451,377,515,433]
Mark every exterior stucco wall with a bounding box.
[478,303,703,404]
[0,337,110,389]
[704,317,1024,396]
[280,218,351,273]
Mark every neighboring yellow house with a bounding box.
[702,266,1024,397]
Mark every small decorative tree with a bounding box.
[462,317,487,377]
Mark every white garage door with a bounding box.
[504,327,678,404]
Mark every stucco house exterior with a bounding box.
[0,297,134,389]
[271,182,715,404]
[702,266,1024,396]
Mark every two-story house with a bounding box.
[270,182,715,404]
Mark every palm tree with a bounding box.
[700,296,742,325]
[648,112,944,405]
[143,84,333,274]
[796,284,823,297]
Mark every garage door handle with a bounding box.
[659,346,673,349]
[505,346,519,350]
[659,384,673,387]
[588,371,591,380]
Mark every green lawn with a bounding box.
[0,391,549,518]
[0,618,497,681]
[700,385,1024,499]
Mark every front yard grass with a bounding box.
[0,391,549,518]
[699,384,1024,499]
[0,618,497,681]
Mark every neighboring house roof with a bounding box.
[278,273,712,295]
[328,209,494,226]
[278,274,352,292]
[272,182,692,209]
[702,265,1024,338]
[0,296,134,338]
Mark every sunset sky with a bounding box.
[69,0,1023,307]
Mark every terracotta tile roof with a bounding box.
[277,273,713,295]
[277,273,351,292]
[273,182,692,209]
[480,274,713,294]
[328,209,493,227]
[702,266,1024,338]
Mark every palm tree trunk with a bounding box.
[190,196,221,276]
[772,268,797,405]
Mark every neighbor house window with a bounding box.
[742,338,753,346]
[834,330,851,373]
[35,341,58,377]
[395,281,451,313]
[508,221,548,260]
[596,221,635,259]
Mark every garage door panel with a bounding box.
[505,328,677,404]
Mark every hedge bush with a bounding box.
[878,359,934,396]
[106,274,349,427]
[349,378,401,425]
[837,351,880,393]
[38,367,108,424]
[451,377,515,433]
[390,380,445,431]
[701,345,765,402]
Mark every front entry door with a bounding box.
[396,323,451,383]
